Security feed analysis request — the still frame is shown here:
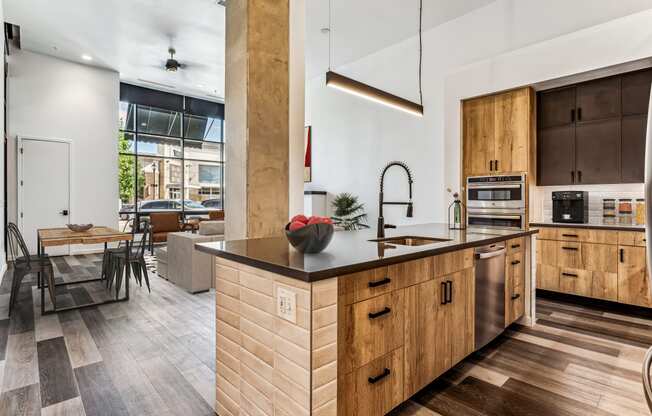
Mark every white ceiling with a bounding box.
[4,0,226,101]
[4,0,496,98]
[305,0,496,78]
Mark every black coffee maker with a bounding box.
[552,191,589,223]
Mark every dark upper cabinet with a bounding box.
[622,115,647,183]
[537,69,649,185]
[538,87,576,129]
[575,119,621,184]
[576,77,621,122]
[537,126,575,186]
[622,69,652,115]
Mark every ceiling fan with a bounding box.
[165,48,184,72]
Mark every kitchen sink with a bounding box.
[369,236,451,246]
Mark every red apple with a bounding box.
[307,217,322,225]
[289,221,307,231]
[291,214,309,224]
[321,217,333,224]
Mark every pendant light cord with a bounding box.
[418,0,423,107]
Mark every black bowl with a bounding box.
[285,222,334,254]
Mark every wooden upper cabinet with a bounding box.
[538,87,576,128]
[463,87,533,178]
[576,77,621,122]
[622,69,652,115]
[463,96,495,176]
[574,118,621,184]
[494,89,531,173]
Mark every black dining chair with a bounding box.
[106,223,152,296]
[7,223,56,315]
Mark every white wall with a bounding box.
[0,1,5,273]
[306,0,652,225]
[7,50,119,253]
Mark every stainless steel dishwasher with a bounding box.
[474,242,506,350]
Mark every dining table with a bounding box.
[37,226,133,315]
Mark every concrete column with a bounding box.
[225,0,303,240]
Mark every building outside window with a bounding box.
[118,84,225,229]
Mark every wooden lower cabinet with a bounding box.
[505,250,525,326]
[559,268,592,297]
[404,268,474,398]
[618,245,652,307]
[339,348,404,416]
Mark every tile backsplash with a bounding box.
[530,183,644,222]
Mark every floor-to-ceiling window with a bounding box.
[118,84,224,229]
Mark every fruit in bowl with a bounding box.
[285,215,334,254]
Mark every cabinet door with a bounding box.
[506,251,525,327]
[576,77,620,122]
[494,88,530,173]
[450,268,474,364]
[622,69,652,115]
[536,239,559,290]
[621,115,647,183]
[537,126,575,185]
[463,96,495,176]
[559,268,592,297]
[538,87,576,129]
[403,278,449,397]
[618,246,652,307]
[575,119,621,184]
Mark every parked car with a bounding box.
[201,199,222,210]
[119,199,209,215]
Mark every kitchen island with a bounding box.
[197,224,537,416]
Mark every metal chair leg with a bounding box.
[9,269,27,316]
[140,259,151,293]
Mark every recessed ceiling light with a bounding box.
[81,54,93,61]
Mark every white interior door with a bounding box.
[19,137,71,255]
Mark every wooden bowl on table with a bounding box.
[67,224,93,232]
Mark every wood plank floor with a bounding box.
[1,255,651,415]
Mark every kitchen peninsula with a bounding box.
[197,224,538,416]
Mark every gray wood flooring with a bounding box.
[1,254,651,415]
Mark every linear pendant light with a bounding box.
[326,71,424,116]
[324,0,424,117]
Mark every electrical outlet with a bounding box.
[277,286,297,323]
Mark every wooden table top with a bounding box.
[38,226,133,247]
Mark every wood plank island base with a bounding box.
[196,224,538,415]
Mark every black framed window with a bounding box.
[118,84,225,229]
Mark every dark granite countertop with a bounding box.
[195,223,538,282]
[530,220,645,232]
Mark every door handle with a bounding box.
[571,109,575,123]
[561,247,579,251]
[368,307,391,320]
[511,294,521,300]
[446,280,453,304]
[577,107,582,121]
[490,160,494,171]
[561,272,578,278]
[60,210,69,216]
[511,260,521,265]
[495,160,499,171]
[368,368,391,384]
[577,170,582,183]
[441,281,447,305]
[571,171,575,183]
[620,248,624,263]
[368,277,391,288]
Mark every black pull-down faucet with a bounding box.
[377,161,414,238]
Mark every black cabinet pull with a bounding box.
[446,280,453,304]
[511,294,521,300]
[561,234,578,238]
[495,160,499,171]
[368,277,391,288]
[441,282,447,305]
[620,248,624,263]
[577,170,582,183]
[511,260,521,265]
[561,246,578,251]
[577,107,582,121]
[511,244,521,249]
[571,171,575,183]
[571,109,575,122]
[368,368,391,384]
[489,160,494,171]
[561,272,578,278]
[368,307,391,319]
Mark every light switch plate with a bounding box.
[277,286,297,323]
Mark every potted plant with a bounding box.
[331,193,370,230]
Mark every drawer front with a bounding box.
[582,229,618,245]
[339,348,404,416]
[339,266,396,305]
[536,227,558,240]
[582,243,618,273]
[618,231,646,247]
[340,290,404,373]
[537,264,560,291]
[388,257,434,289]
[592,271,618,301]
[557,242,582,269]
[507,251,525,287]
[433,248,473,277]
[559,268,592,297]
[506,280,525,327]
[507,237,525,255]
[556,228,583,242]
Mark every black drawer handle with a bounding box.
[368,277,391,288]
[368,307,391,320]
[511,244,521,249]
[441,281,447,305]
[562,272,578,278]
[511,294,521,300]
[561,247,578,251]
[562,234,578,238]
[368,368,391,384]
[620,248,624,263]
[511,260,521,265]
